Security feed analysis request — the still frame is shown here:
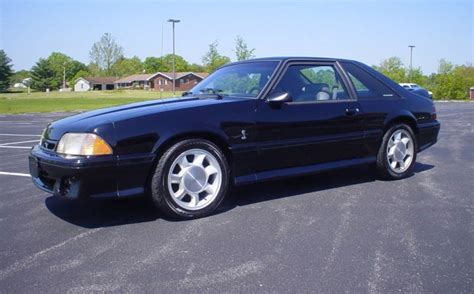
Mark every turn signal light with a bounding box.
[56,133,113,156]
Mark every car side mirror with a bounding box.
[266,92,292,107]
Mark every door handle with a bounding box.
[345,108,360,116]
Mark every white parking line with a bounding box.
[0,171,30,177]
[0,134,41,137]
[0,120,45,123]
[0,146,32,149]
[0,140,39,146]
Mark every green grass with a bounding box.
[0,90,181,114]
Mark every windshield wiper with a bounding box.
[199,88,226,99]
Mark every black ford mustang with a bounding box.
[29,57,440,219]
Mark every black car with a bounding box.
[29,57,440,219]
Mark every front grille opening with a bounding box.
[39,172,55,191]
[59,177,74,196]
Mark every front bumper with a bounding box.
[29,145,155,199]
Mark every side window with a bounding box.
[342,62,397,99]
[272,64,350,102]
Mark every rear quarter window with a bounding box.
[341,62,398,99]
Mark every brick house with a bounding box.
[114,72,209,91]
[152,72,209,92]
[115,73,161,89]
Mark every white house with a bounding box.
[74,77,117,92]
[13,82,27,89]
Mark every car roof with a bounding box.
[232,57,357,64]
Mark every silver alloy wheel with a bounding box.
[387,129,414,173]
[167,149,222,211]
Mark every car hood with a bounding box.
[43,96,245,141]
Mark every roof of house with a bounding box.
[79,77,117,84]
[115,73,159,84]
[114,72,210,84]
[155,72,209,80]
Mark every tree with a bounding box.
[67,60,88,80]
[188,63,205,72]
[438,58,454,74]
[0,50,14,90]
[234,36,255,61]
[143,54,191,73]
[89,33,124,75]
[162,54,190,72]
[431,60,474,99]
[47,52,72,75]
[30,58,57,91]
[87,63,103,77]
[111,56,143,76]
[202,41,231,73]
[144,56,168,73]
[373,57,406,82]
[30,52,88,89]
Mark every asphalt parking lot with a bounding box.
[0,102,472,293]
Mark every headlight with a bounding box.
[56,133,113,156]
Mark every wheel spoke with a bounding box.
[404,154,411,162]
[178,156,191,169]
[390,160,398,169]
[205,184,215,195]
[398,159,405,169]
[388,138,396,147]
[188,192,200,207]
[170,173,182,184]
[205,165,218,177]
[387,146,396,156]
[193,154,206,166]
[173,188,186,200]
[401,137,410,148]
[394,132,402,141]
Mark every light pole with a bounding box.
[62,62,67,90]
[168,19,180,96]
[408,45,415,82]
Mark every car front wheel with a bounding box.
[376,124,417,180]
[151,139,230,219]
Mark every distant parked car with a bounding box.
[29,57,440,219]
[400,83,433,99]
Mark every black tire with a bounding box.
[150,139,230,219]
[376,124,417,180]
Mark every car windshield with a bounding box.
[187,61,279,98]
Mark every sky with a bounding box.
[0,0,472,74]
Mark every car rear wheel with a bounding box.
[376,124,417,180]
[150,139,230,219]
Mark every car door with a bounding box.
[255,61,367,173]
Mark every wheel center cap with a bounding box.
[183,166,207,193]
[394,142,406,161]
